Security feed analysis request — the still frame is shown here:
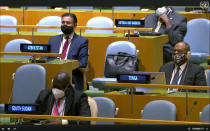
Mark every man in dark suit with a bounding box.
[144,6,187,63]
[48,13,88,91]
[159,41,207,92]
[35,71,91,125]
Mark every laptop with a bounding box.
[134,72,167,95]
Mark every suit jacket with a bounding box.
[144,8,187,47]
[35,87,91,125]
[48,33,88,67]
[159,62,207,91]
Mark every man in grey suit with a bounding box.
[145,6,187,63]
[159,41,207,92]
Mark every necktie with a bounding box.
[53,99,60,116]
[61,37,69,60]
[171,66,180,85]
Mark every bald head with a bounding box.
[53,71,70,90]
[174,41,190,54]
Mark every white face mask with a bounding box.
[52,88,65,100]
[155,6,167,16]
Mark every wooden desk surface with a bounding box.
[104,83,210,122]
[0,114,209,125]
[0,32,169,81]
[104,92,210,122]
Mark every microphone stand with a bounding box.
[184,101,197,121]
[111,7,114,22]
[185,89,189,120]
[181,61,190,120]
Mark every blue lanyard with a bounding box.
[174,68,184,84]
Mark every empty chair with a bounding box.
[37,16,61,32]
[21,6,49,9]
[171,6,186,11]
[0,15,17,31]
[12,64,46,104]
[205,69,210,86]
[93,97,115,124]
[4,39,32,58]
[0,104,4,114]
[141,100,176,121]
[92,41,137,91]
[205,69,210,93]
[67,6,93,10]
[200,104,210,123]
[85,16,114,33]
[113,6,140,10]
[184,18,210,65]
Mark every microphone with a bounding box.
[184,101,197,121]
[131,13,136,19]
[111,7,114,21]
[7,73,16,104]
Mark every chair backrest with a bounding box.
[12,64,46,104]
[104,41,137,77]
[141,100,176,121]
[67,6,94,10]
[205,69,210,87]
[172,6,186,11]
[200,104,210,122]
[37,16,61,32]
[184,18,210,54]
[0,15,17,31]
[4,39,32,58]
[88,96,98,125]
[22,6,49,9]
[105,41,137,57]
[113,6,140,10]
[93,97,115,124]
[85,16,114,33]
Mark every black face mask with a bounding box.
[61,25,74,35]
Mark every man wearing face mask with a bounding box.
[35,71,91,125]
[47,13,88,91]
[159,41,207,93]
[144,6,187,64]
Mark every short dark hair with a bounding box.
[61,13,77,24]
